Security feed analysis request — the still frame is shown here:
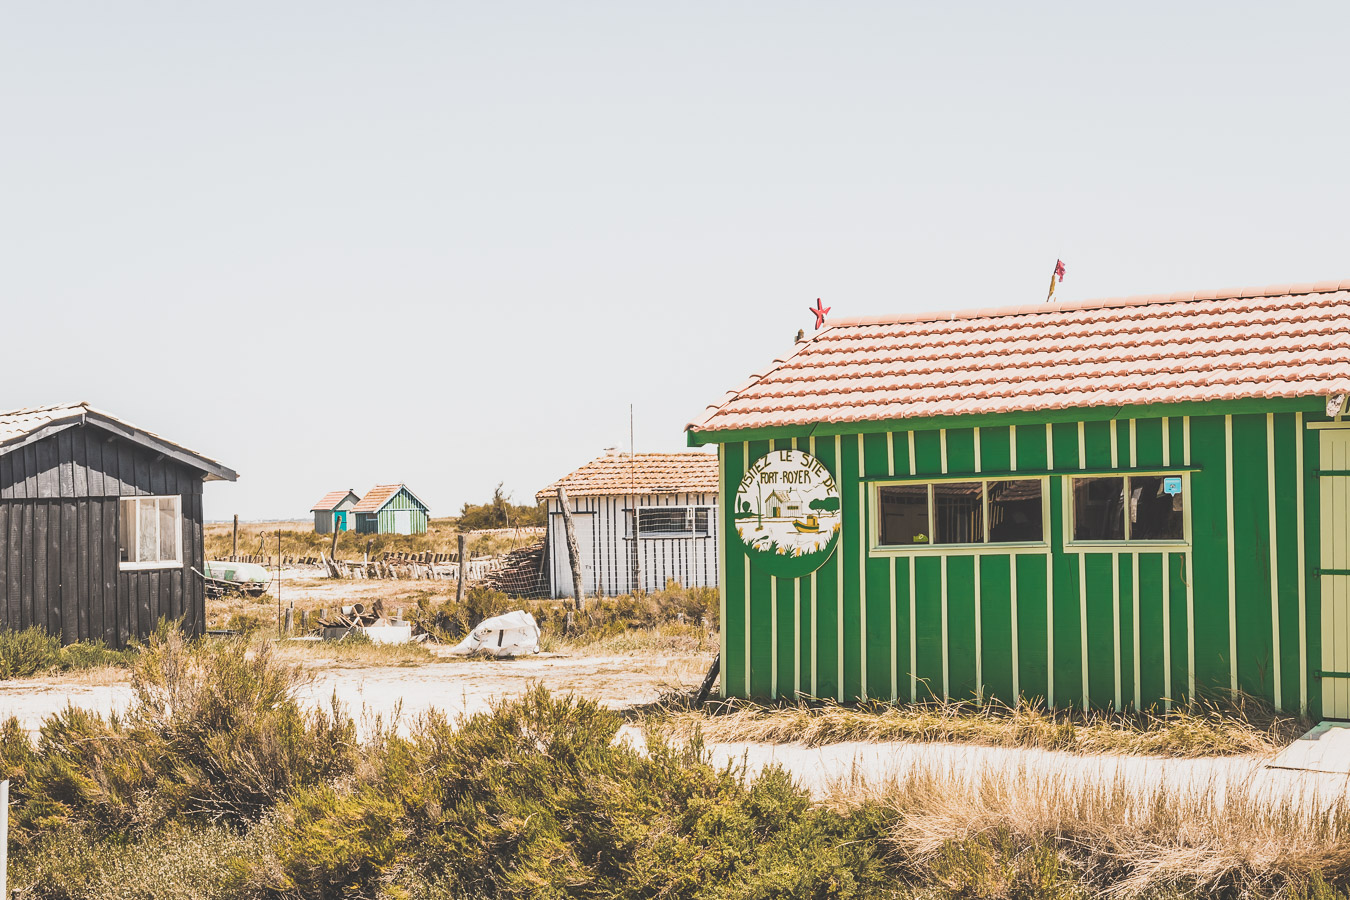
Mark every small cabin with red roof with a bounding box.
[309,489,360,534]
[536,451,720,598]
[351,483,429,535]
[689,278,1350,720]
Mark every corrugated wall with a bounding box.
[546,493,719,597]
[375,489,429,534]
[718,405,1323,716]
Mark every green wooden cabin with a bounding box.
[687,279,1350,719]
[351,483,429,535]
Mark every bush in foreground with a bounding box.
[3,633,1349,900]
[0,626,138,680]
[0,628,356,840]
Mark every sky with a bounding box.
[4,2,1349,521]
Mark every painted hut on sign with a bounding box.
[310,489,360,534]
[688,279,1350,720]
[352,484,429,534]
[0,402,237,647]
[536,451,719,598]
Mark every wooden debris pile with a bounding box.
[481,539,549,599]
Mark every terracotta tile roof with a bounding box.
[536,452,719,502]
[689,279,1350,434]
[310,489,358,512]
[352,483,428,514]
[0,401,237,481]
[352,484,401,512]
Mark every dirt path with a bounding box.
[0,653,695,738]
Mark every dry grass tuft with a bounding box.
[271,636,436,668]
[653,693,1303,758]
[847,760,1350,898]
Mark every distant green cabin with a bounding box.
[351,483,429,535]
[687,279,1350,720]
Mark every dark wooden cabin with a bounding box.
[0,403,238,647]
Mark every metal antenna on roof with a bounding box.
[630,404,641,593]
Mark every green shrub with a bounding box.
[230,685,892,899]
[0,627,61,679]
[0,627,139,680]
[0,629,358,838]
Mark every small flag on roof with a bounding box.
[1047,259,1066,301]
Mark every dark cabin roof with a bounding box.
[688,277,1350,435]
[0,402,238,482]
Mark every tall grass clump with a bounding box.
[865,760,1350,898]
[656,693,1303,759]
[0,626,138,679]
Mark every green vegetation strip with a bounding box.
[0,629,1344,899]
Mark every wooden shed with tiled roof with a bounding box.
[536,451,719,598]
[351,484,429,535]
[689,278,1350,720]
[0,402,237,647]
[309,489,360,534]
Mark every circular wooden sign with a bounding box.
[733,449,841,577]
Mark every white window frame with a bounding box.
[1062,471,1191,551]
[869,475,1050,556]
[119,495,184,571]
[635,506,713,539]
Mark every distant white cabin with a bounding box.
[536,451,719,598]
[310,489,361,534]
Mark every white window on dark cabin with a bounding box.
[119,496,182,569]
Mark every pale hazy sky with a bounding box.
[4,3,1349,521]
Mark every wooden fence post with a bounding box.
[329,522,339,562]
[457,533,467,604]
[232,514,238,559]
[557,486,584,609]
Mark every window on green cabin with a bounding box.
[878,484,930,545]
[1128,475,1184,540]
[1071,475,1184,542]
[934,481,983,544]
[877,478,1044,547]
[988,479,1044,542]
[1072,477,1125,541]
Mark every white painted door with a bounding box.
[1320,429,1350,718]
[552,515,595,598]
[393,510,412,535]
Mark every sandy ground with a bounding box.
[687,736,1350,807]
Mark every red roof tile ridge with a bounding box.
[688,327,835,430]
[825,278,1350,330]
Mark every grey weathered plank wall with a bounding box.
[0,425,205,646]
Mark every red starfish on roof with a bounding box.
[809,298,830,329]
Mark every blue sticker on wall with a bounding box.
[1162,476,1182,495]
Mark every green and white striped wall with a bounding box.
[706,398,1331,716]
[354,487,429,535]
